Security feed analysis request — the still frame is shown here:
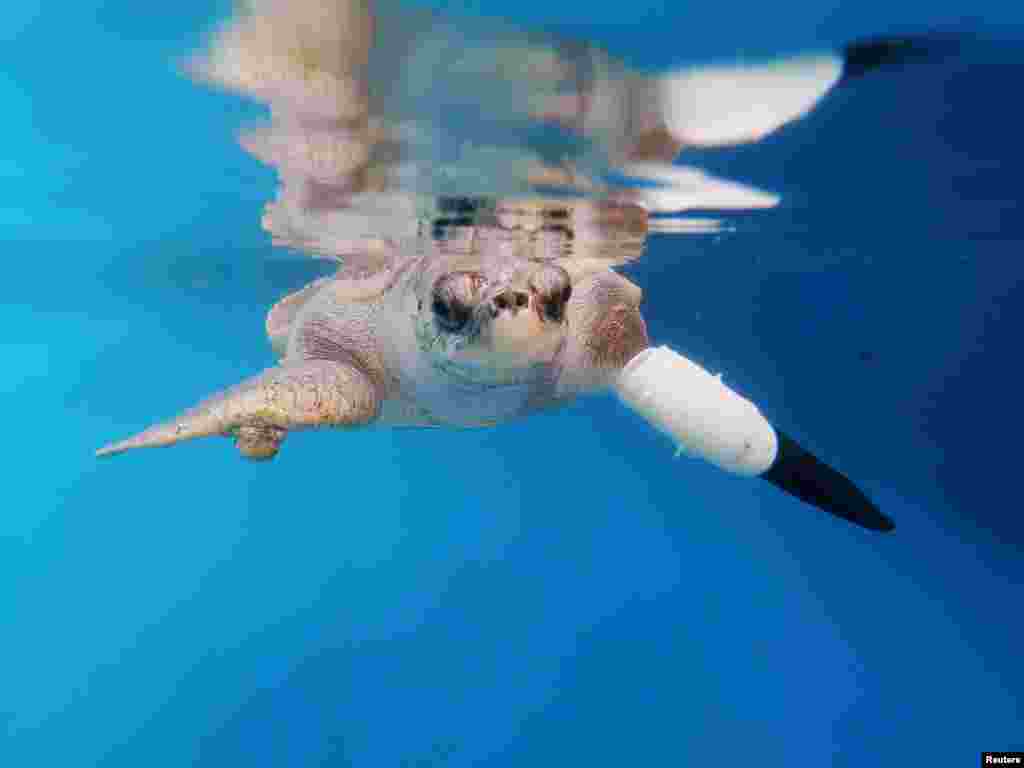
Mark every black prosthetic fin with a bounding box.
[761,431,894,532]
[840,35,959,86]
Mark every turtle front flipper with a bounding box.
[266,278,330,359]
[613,346,893,532]
[96,359,381,461]
[761,430,893,532]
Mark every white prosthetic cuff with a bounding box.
[614,346,778,476]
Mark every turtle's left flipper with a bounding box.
[614,346,893,532]
[648,33,955,155]
[762,430,893,531]
[840,35,959,86]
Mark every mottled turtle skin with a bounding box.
[96,207,650,460]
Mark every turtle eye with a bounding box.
[431,273,480,332]
[432,295,471,332]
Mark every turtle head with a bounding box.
[415,263,572,378]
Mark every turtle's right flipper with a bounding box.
[96,360,381,461]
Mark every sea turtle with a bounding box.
[95,194,893,531]
[96,0,929,531]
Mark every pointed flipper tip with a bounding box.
[95,441,128,459]
[762,431,895,533]
[840,35,960,85]
[94,427,174,459]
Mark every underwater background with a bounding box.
[4,0,1023,765]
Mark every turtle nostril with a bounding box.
[543,302,565,322]
[492,291,529,313]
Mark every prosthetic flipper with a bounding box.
[614,346,779,476]
[614,346,892,532]
[840,35,958,85]
[656,53,843,148]
[653,34,951,152]
[762,431,894,531]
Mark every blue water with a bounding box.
[5,0,1023,765]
